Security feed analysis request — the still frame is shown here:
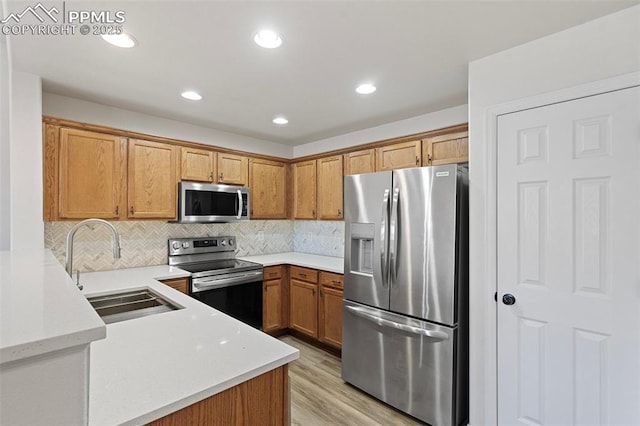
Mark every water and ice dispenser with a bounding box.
[349,223,375,275]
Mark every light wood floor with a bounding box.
[280,336,423,426]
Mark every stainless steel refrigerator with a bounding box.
[342,164,468,426]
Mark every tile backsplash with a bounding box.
[44,219,345,272]
[293,221,345,258]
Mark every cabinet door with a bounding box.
[58,128,126,219]
[181,147,215,182]
[319,284,344,349]
[263,278,283,333]
[422,131,468,166]
[290,279,318,337]
[292,160,317,219]
[128,139,179,219]
[375,140,421,171]
[217,153,248,186]
[317,155,343,220]
[249,158,287,219]
[344,149,375,175]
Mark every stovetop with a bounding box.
[176,258,262,275]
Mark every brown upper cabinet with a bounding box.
[181,147,216,182]
[128,139,179,219]
[292,160,317,219]
[217,152,248,186]
[44,126,127,221]
[249,158,287,219]
[422,130,469,166]
[316,156,343,220]
[375,140,421,171]
[343,149,375,176]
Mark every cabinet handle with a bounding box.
[115,206,119,215]
[312,288,316,296]
[219,172,223,181]
[338,209,341,216]
[320,289,324,298]
[300,273,307,278]
[130,206,134,215]
[332,280,341,285]
[428,153,433,164]
[312,210,316,218]
[415,155,420,165]
[210,172,214,181]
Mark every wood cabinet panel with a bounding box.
[159,277,189,294]
[128,139,179,219]
[319,271,343,290]
[181,147,215,182]
[264,278,283,333]
[58,128,127,219]
[249,158,287,219]
[375,140,421,171]
[290,266,318,283]
[317,155,343,220]
[422,130,469,166]
[217,153,248,186]
[344,149,375,175]
[319,284,343,349]
[290,279,318,338]
[149,366,288,426]
[292,160,317,219]
[43,124,60,221]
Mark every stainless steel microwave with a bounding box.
[177,182,250,223]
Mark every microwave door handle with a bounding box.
[236,190,242,219]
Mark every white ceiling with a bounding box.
[6,0,638,145]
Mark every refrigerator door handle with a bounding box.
[345,305,449,342]
[380,189,390,288]
[389,187,400,286]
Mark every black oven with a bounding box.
[168,237,263,330]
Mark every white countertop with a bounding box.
[0,249,106,364]
[81,266,299,425]
[239,252,344,274]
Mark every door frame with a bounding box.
[471,71,640,425]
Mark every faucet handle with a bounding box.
[76,270,83,291]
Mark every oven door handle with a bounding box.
[192,270,263,292]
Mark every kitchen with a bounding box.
[1,2,639,425]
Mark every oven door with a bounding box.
[190,273,263,330]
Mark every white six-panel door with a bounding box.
[497,86,639,425]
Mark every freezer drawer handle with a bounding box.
[345,305,449,342]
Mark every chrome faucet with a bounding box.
[65,219,121,289]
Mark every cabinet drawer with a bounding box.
[263,266,283,280]
[290,266,318,283]
[319,272,343,289]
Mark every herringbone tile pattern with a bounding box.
[45,220,345,272]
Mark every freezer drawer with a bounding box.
[342,300,463,426]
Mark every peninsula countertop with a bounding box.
[80,265,299,425]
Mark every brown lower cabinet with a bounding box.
[159,277,189,294]
[262,266,289,334]
[148,365,288,426]
[263,265,343,350]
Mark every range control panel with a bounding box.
[168,236,235,256]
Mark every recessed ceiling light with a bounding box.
[101,33,136,48]
[356,83,376,95]
[181,91,202,101]
[254,29,283,48]
[272,116,288,125]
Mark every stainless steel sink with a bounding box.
[87,288,183,324]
